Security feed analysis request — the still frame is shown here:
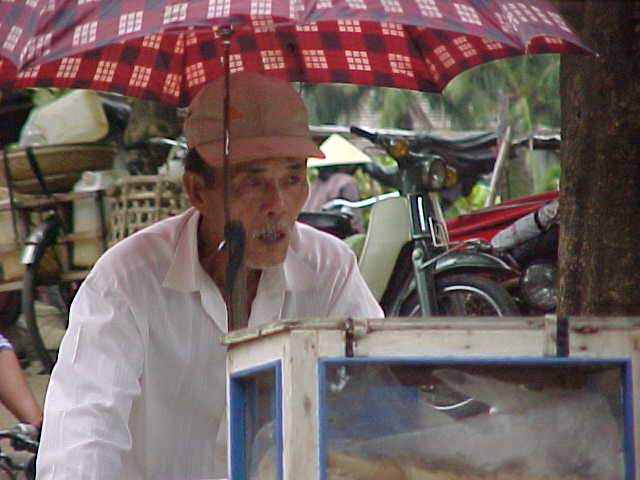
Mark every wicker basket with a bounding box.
[106,175,190,247]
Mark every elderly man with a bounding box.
[36,72,383,479]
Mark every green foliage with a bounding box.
[431,54,561,134]
[444,182,492,218]
[300,55,560,138]
[542,163,561,191]
[298,83,370,125]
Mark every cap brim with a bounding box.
[196,136,324,166]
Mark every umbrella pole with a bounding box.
[220,26,248,332]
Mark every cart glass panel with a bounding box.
[320,358,633,480]
[229,361,282,480]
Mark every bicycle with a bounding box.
[0,424,39,480]
[13,138,188,372]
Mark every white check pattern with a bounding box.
[208,0,230,18]
[56,57,81,78]
[119,11,144,35]
[72,22,97,47]
[129,65,152,88]
[20,33,52,63]
[186,62,206,87]
[163,3,188,24]
[454,3,481,25]
[416,0,442,18]
[3,26,22,52]
[0,0,589,107]
[94,61,117,83]
[261,49,285,69]
[252,0,272,16]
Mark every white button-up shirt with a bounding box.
[37,208,383,480]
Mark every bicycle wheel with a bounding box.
[22,246,79,373]
[0,461,16,480]
[25,454,36,480]
[393,273,519,317]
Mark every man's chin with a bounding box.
[245,251,288,270]
[245,238,289,269]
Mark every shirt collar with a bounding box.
[163,208,202,292]
[163,211,314,294]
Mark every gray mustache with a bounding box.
[252,220,289,239]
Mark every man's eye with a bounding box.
[285,175,302,185]
[246,177,262,187]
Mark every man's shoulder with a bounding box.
[94,209,193,274]
[292,221,356,268]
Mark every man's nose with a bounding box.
[263,182,286,213]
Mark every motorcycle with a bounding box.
[489,196,559,314]
[299,126,519,317]
[446,191,560,314]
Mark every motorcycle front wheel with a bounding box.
[393,273,519,317]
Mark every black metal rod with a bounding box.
[556,315,569,357]
[219,26,248,332]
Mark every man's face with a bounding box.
[198,157,308,269]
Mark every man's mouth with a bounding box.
[253,225,287,243]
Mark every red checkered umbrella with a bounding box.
[0,0,591,329]
[0,0,590,107]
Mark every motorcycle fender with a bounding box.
[435,250,516,276]
[20,215,61,265]
[358,196,412,300]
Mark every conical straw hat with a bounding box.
[307,134,371,168]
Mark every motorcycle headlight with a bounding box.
[421,157,447,190]
[520,262,558,311]
[389,138,409,159]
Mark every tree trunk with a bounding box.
[558,1,640,315]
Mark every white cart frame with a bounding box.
[224,316,640,480]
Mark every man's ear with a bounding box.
[183,171,207,212]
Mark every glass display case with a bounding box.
[224,317,640,480]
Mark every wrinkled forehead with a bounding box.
[228,157,307,175]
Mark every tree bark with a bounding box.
[558,1,640,315]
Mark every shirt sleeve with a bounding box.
[37,270,146,479]
[0,332,13,351]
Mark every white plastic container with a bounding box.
[20,90,109,146]
[72,169,127,267]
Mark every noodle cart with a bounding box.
[223,316,638,480]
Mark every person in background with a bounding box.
[37,72,383,480]
[0,332,43,428]
[303,134,372,233]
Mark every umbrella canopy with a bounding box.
[0,0,592,331]
[0,0,591,106]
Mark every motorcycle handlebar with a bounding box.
[350,126,378,144]
[322,191,400,211]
